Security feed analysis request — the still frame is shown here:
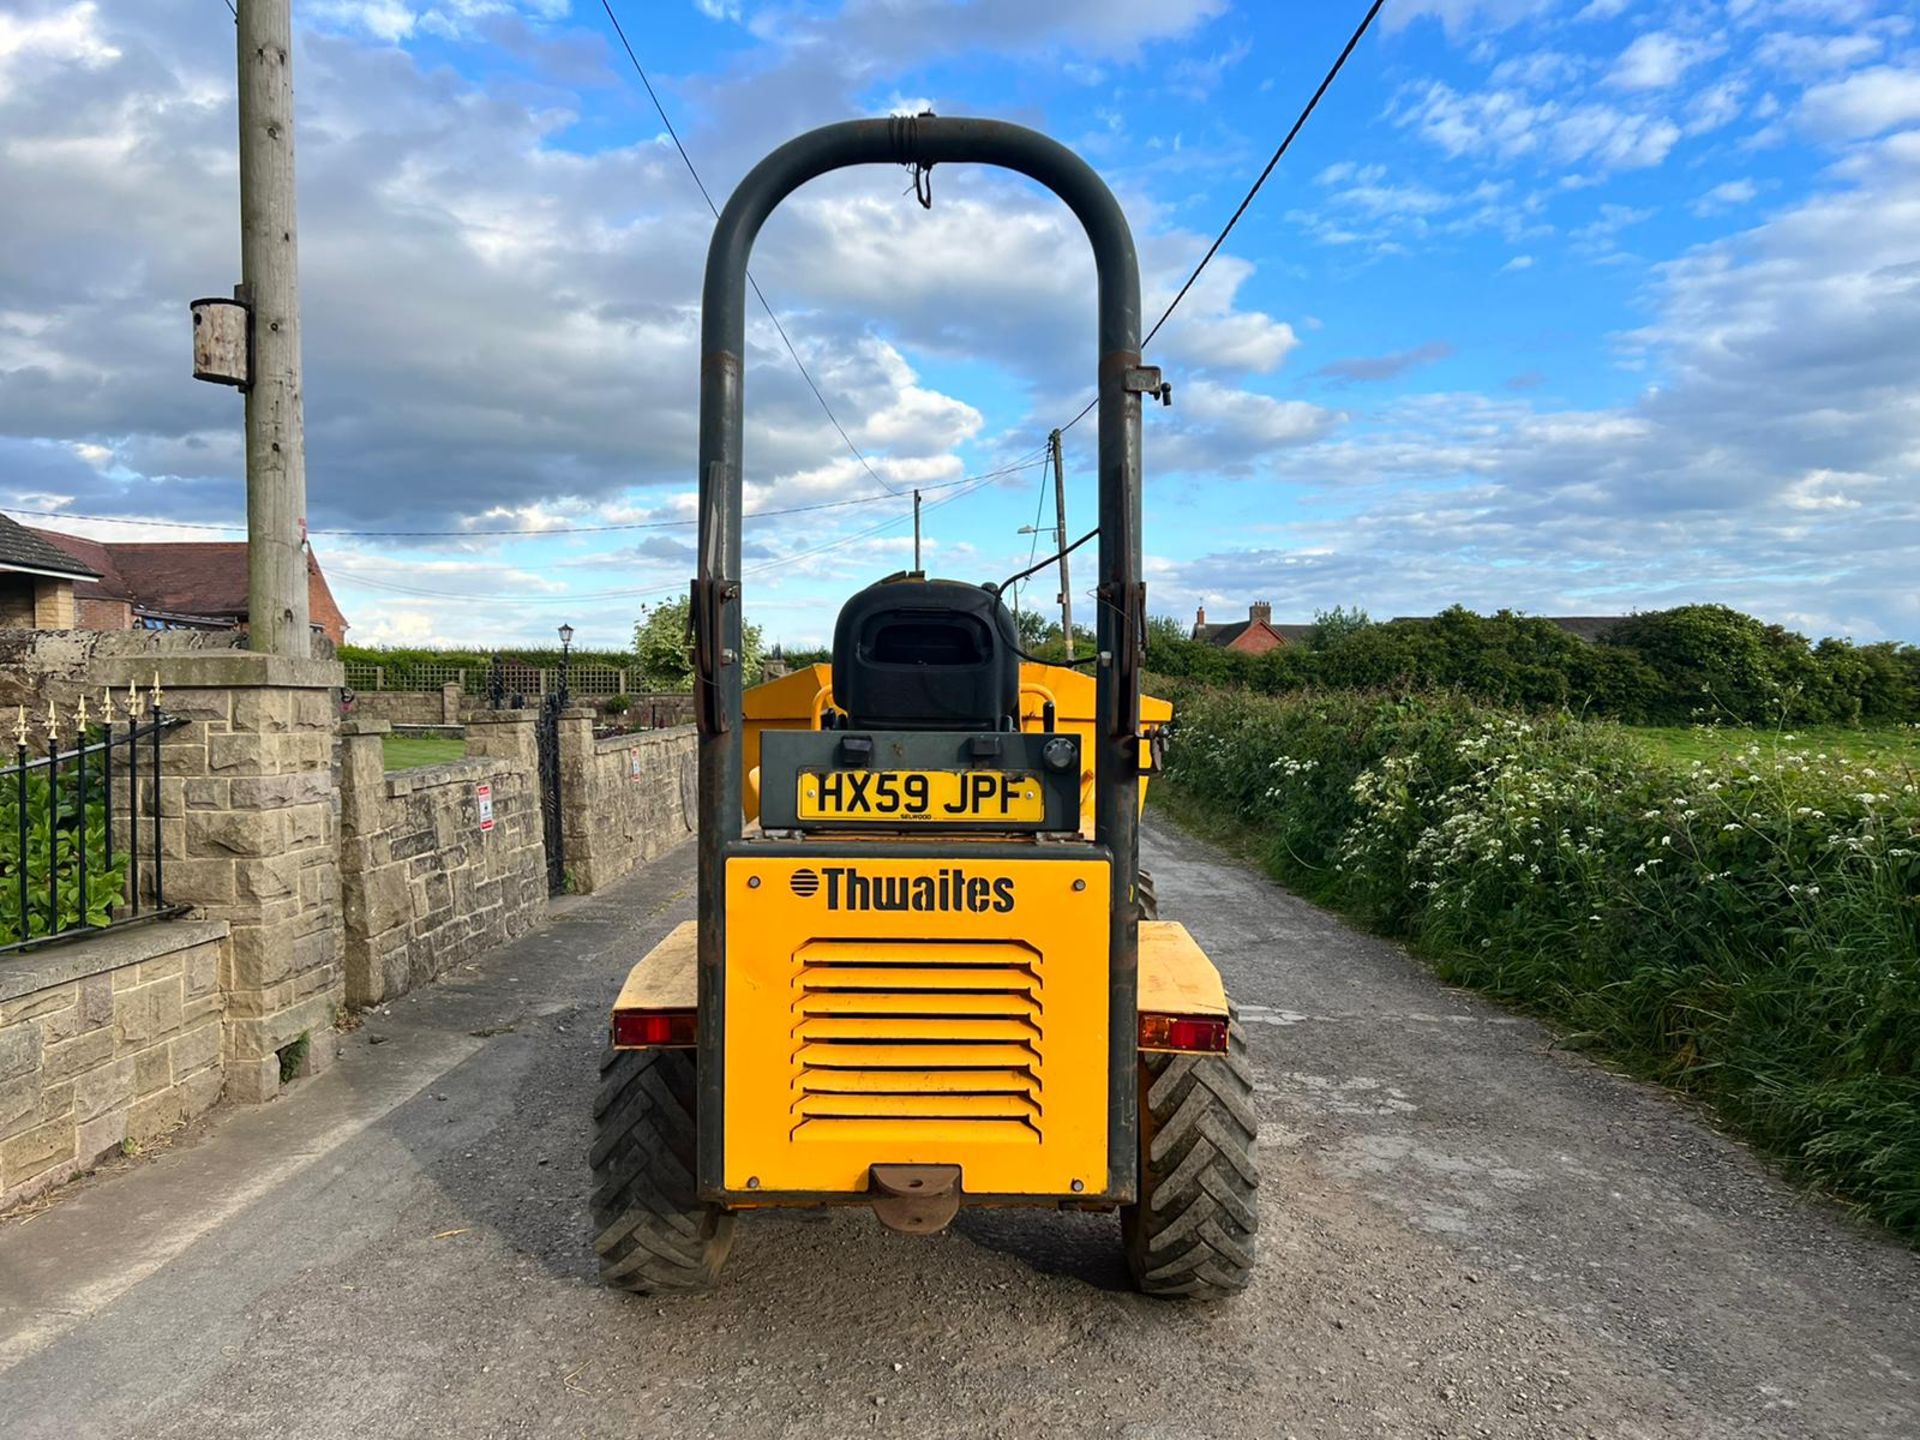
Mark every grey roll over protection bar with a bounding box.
[691,117,1149,1129]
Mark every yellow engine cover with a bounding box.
[723,855,1111,1197]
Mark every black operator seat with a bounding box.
[831,574,1021,731]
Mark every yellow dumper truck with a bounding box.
[592,117,1257,1300]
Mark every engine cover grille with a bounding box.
[791,940,1043,1144]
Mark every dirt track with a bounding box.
[2,813,1915,1438]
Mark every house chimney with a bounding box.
[1195,604,1206,629]
[1250,600,1272,625]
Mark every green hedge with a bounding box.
[1146,605,1920,726]
[338,644,641,672]
[0,765,125,945]
[1158,683,1920,1238]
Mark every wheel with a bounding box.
[589,1047,735,1294]
[1135,868,1158,921]
[1121,1004,1258,1299]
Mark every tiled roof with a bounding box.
[25,529,348,638]
[1194,620,1315,648]
[0,515,101,581]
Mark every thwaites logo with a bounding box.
[788,866,1015,913]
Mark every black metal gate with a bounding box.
[535,693,565,893]
[492,653,568,895]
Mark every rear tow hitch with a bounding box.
[869,1164,962,1234]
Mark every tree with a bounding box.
[1307,605,1372,650]
[633,596,764,692]
[1145,613,1191,652]
[1012,607,1048,649]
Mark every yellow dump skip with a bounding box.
[612,920,696,1015]
[611,916,1227,1036]
[1138,921,1228,1018]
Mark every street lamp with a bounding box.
[557,623,574,705]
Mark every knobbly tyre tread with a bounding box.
[590,1046,735,1294]
[1121,1004,1259,1299]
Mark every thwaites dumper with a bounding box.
[594,117,1258,1300]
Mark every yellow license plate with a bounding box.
[796,769,1044,824]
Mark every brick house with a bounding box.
[0,516,102,628]
[0,517,350,644]
[1191,601,1313,655]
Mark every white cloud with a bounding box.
[1798,65,1920,139]
[1156,129,1920,639]
[0,2,117,99]
[1605,31,1724,92]
[1500,253,1534,271]
[1755,30,1882,79]
[1382,0,1557,38]
[1692,177,1758,214]
[1395,81,1683,172]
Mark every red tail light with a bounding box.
[1138,1012,1228,1055]
[612,1009,697,1048]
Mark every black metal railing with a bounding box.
[0,691,186,956]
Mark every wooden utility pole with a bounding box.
[237,0,310,658]
[912,489,922,573]
[1049,428,1075,659]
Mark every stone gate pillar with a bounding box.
[96,651,345,1104]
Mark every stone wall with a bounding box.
[558,719,696,894]
[1,920,230,1211]
[338,715,546,1007]
[346,683,462,728]
[0,628,330,713]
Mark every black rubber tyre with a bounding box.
[1135,868,1158,921]
[590,1047,735,1294]
[1121,1005,1258,1299]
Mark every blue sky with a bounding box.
[1,0,1916,649]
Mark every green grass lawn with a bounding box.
[1627,723,1920,771]
[382,734,466,771]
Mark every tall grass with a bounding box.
[1159,685,1920,1238]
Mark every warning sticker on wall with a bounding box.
[629,749,645,782]
[476,782,495,831]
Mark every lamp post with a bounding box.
[557,623,574,706]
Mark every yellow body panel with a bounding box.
[740,662,1171,836]
[722,855,1111,1196]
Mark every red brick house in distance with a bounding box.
[0,514,349,645]
[1191,601,1312,655]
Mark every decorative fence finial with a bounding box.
[75,694,89,732]
[101,687,115,724]
[127,679,141,720]
[14,705,26,748]
[45,698,58,744]
[151,669,163,710]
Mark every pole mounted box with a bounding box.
[189,295,250,389]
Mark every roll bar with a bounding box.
[693,116,1147,950]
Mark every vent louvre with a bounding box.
[790,940,1043,1142]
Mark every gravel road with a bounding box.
[2,814,1915,1439]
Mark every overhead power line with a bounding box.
[1016,0,1382,591]
[599,0,900,495]
[1054,0,1384,444]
